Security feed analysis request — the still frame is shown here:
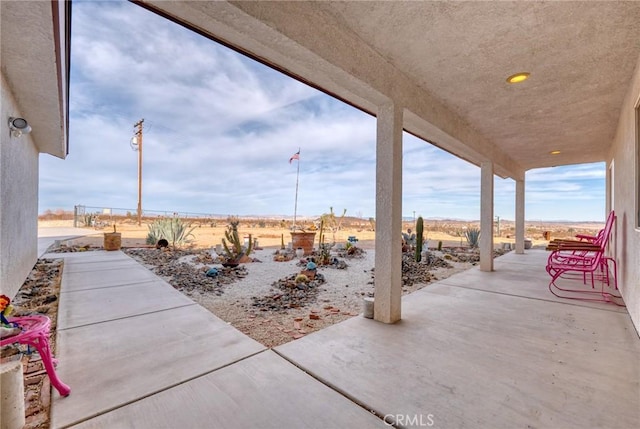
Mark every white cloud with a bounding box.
[38,1,605,221]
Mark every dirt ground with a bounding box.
[38,217,577,250]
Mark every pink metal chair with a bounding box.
[546,211,622,305]
[0,315,71,396]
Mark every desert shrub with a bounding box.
[146,218,196,249]
[464,227,481,248]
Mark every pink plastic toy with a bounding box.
[0,315,71,396]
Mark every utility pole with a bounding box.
[131,119,144,226]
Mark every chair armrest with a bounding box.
[546,241,601,251]
[575,234,597,242]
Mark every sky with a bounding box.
[38,0,606,222]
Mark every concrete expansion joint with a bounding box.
[56,303,199,331]
[59,279,160,294]
[271,348,395,427]
[436,282,625,314]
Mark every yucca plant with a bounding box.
[146,218,196,249]
[146,220,164,244]
[464,227,481,248]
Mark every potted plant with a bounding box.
[290,227,316,256]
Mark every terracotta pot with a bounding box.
[290,232,316,255]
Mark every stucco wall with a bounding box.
[0,72,39,299]
[610,56,640,335]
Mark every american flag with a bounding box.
[289,150,300,164]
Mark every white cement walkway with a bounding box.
[37,227,99,257]
[48,249,639,428]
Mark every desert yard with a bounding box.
[37,216,603,348]
[37,214,598,250]
[4,216,602,426]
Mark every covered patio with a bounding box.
[2,2,639,428]
[136,0,640,328]
[48,249,639,428]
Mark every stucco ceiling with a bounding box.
[314,1,640,171]
[143,1,640,178]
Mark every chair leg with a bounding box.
[27,332,71,396]
[605,257,618,290]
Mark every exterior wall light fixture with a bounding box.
[8,117,32,138]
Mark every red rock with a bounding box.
[40,377,51,408]
[24,389,38,406]
[27,369,47,377]
[25,376,42,386]
[26,362,43,374]
[25,405,40,418]
[293,322,301,330]
[292,334,305,339]
[323,305,333,310]
[294,317,303,322]
[24,411,47,428]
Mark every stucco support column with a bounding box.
[374,102,403,324]
[480,162,494,272]
[515,179,525,254]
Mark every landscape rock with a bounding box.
[251,272,326,312]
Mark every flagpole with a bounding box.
[293,148,300,230]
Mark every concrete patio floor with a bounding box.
[48,249,639,428]
[37,227,97,257]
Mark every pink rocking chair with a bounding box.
[546,211,622,305]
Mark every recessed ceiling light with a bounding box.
[550,150,561,155]
[506,72,530,84]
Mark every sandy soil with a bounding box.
[38,218,567,249]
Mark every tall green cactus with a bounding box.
[221,217,252,261]
[415,216,424,262]
[318,217,325,247]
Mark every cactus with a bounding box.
[280,233,285,250]
[318,218,325,247]
[221,217,253,262]
[295,274,309,284]
[437,240,443,251]
[415,216,424,262]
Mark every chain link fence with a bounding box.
[73,205,226,228]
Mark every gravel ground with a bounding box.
[123,246,476,348]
